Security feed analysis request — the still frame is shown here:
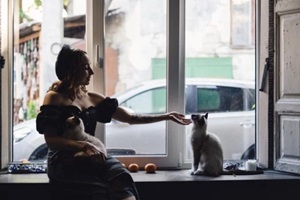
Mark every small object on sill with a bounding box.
[7,161,47,174]
[223,161,242,171]
[245,160,257,171]
[223,161,264,175]
[144,163,157,173]
[128,163,139,172]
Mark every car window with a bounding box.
[220,86,244,112]
[197,88,220,112]
[120,87,166,114]
[196,86,248,113]
[245,88,255,110]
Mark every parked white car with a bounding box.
[13,78,255,161]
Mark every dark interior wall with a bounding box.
[1,179,300,200]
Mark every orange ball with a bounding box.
[144,163,157,173]
[128,163,139,172]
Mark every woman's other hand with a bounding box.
[78,141,107,163]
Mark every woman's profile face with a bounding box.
[76,53,94,86]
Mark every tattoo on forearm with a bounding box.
[130,114,167,124]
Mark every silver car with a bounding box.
[13,78,255,161]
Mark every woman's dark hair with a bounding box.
[55,44,85,81]
[52,44,88,100]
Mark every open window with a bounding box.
[1,0,259,170]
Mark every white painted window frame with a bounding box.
[0,0,270,170]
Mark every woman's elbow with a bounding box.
[113,107,134,124]
[44,134,61,149]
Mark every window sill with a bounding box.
[1,169,300,184]
[1,169,300,199]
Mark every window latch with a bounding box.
[96,45,104,68]
[0,54,5,69]
[259,58,269,92]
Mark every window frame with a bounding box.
[100,0,187,168]
[1,0,14,168]
[0,0,268,171]
[256,0,269,168]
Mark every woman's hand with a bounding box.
[168,112,192,125]
[78,141,107,163]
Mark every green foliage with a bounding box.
[20,0,70,22]
[19,8,33,22]
[34,0,42,7]
[27,100,37,120]
[33,0,70,8]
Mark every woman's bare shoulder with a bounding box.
[88,92,106,103]
[43,90,65,105]
[88,92,106,105]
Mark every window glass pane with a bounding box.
[185,0,256,161]
[13,0,86,162]
[105,0,167,155]
[121,87,166,114]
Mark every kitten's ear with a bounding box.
[204,113,208,119]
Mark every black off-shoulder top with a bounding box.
[36,97,118,136]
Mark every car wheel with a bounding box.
[240,144,255,160]
[29,143,48,161]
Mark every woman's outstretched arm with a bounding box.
[112,106,192,125]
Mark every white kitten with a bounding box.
[189,113,223,176]
[63,115,107,158]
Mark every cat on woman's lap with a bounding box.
[62,115,107,164]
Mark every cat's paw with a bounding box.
[189,169,196,175]
[193,169,205,175]
[74,151,88,157]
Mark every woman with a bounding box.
[36,44,192,200]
